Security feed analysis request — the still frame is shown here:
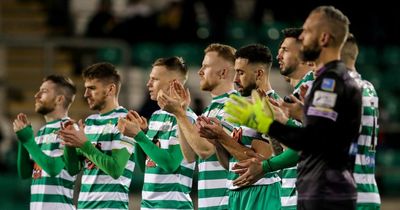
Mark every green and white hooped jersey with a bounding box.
[198,90,238,210]
[282,71,314,209]
[141,109,197,210]
[31,117,75,210]
[349,72,381,207]
[227,90,281,190]
[79,107,135,209]
[227,126,281,190]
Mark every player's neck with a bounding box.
[99,98,119,114]
[210,82,235,98]
[44,110,68,123]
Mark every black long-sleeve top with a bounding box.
[269,60,362,201]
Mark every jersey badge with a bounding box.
[321,78,335,92]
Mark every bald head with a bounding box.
[311,6,350,48]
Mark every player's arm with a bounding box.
[134,142,146,172]
[133,131,183,173]
[15,126,66,177]
[262,148,299,172]
[78,141,132,179]
[59,121,133,179]
[157,85,215,160]
[176,126,197,163]
[17,142,33,179]
[173,109,215,160]
[13,113,64,177]
[214,142,230,170]
[63,146,83,176]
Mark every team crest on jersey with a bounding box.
[146,139,161,168]
[321,78,335,92]
[85,143,102,169]
[32,162,42,179]
[103,122,115,133]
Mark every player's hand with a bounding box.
[197,117,229,140]
[117,117,141,137]
[58,120,87,148]
[232,150,265,187]
[13,113,30,132]
[282,94,304,122]
[157,89,186,115]
[126,110,148,131]
[170,80,191,110]
[224,90,274,133]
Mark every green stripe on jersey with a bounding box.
[350,72,381,207]
[78,107,135,209]
[31,118,75,210]
[141,109,197,209]
[281,72,314,209]
[198,90,238,210]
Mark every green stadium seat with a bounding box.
[96,47,123,65]
[257,21,289,54]
[168,43,204,67]
[132,42,166,68]
[226,20,258,48]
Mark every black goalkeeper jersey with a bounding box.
[269,60,361,201]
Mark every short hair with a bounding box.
[152,56,188,82]
[312,6,350,47]
[43,75,77,109]
[282,28,303,41]
[341,33,359,63]
[204,43,236,64]
[235,44,273,67]
[82,62,121,94]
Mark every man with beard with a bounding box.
[13,75,77,209]
[59,63,136,209]
[224,6,362,210]
[196,44,282,210]
[159,43,237,210]
[341,34,381,210]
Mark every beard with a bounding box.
[300,42,321,62]
[238,82,257,97]
[35,103,55,115]
[280,66,296,77]
[86,93,107,111]
[200,80,215,92]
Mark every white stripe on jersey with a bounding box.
[86,112,127,120]
[39,169,76,182]
[144,173,193,188]
[282,178,297,188]
[31,185,73,198]
[82,173,133,186]
[281,195,297,206]
[142,191,192,202]
[198,161,226,171]
[362,97,378,108]
[198,179,228,189]
[198,196,229,208]
[78,192,129,201]
[361,115,376,127]
[30,202,75,210]
[353,173,378,185]
[357,192,381,204]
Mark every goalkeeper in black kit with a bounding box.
[225,6,362,210]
